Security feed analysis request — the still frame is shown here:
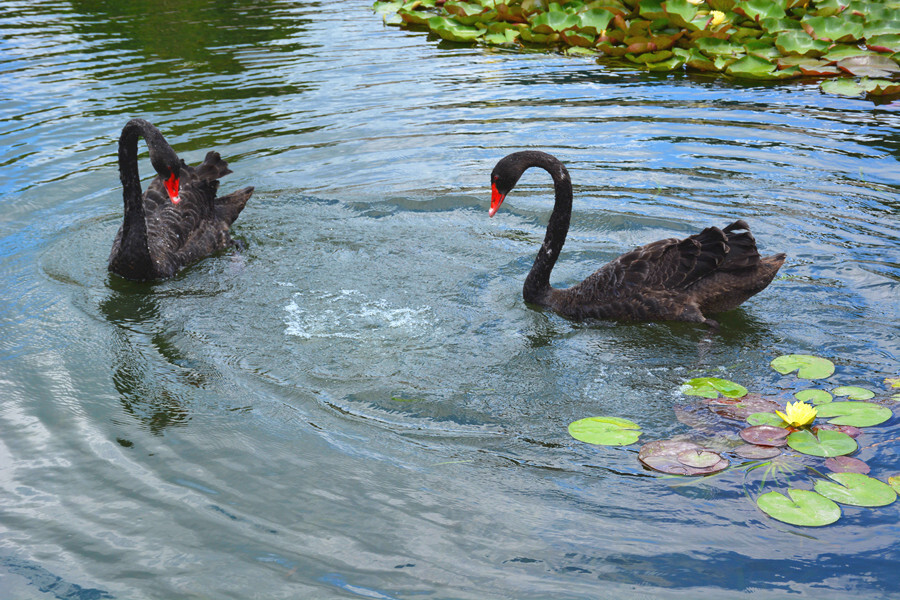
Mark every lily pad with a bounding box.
[770,354,835,379]
[740,425,790,447]
[747,411,786,426]
[735,443,783,459]
[794,389,833,405]
[775,30,829,56]
[820,77,867,97]
[814,401,892,427]
[568,416,642,446]
[726,54,779,79]
[890,475,900,493]
[831,385,875,400]
[814,473,897,507]
[885,377,900,389]
[756,489,841,527]
[824,456,870,474]
[787,429,857,457]
[837,54,900,78]
[681,377,747,399]
[802,15,864,43]
[638,439,729,476]
[866,33,900,53]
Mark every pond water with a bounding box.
[2,1,899,598]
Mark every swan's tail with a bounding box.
[216,186,254,225]
[196,151,233,180]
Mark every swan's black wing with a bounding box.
[143,152,251,278]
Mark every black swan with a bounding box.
[108,118,254,280]
[489,151,786,326]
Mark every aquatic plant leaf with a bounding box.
[644,55,685,71]
[837,54,900,78]
[735,443,782,459]
[483,28,521,44]
[662,0,700,30]
[530,9,579,33]
[862,78,900,96]
[775,30,829,56]
[770,354,835,379]
[824,456,870,474]
[794,389,832,405]
[695,37,744,57]
[681,377,747,399]
[576,8,614,35]
[740,425,790,447]
[820,78,866,97]
[787,429,857,457]
[639,0,668,21]
[747,412,785,426]
[890,475,900,494]
[885,377,900,389]
[727,54,780,79]
[568,416,642,445]
[427,16,485,41]
[831,386,875,400]
[815,401,892,427]
[866,33,900,53]
[814,473,897,507]
[811,0,849,17]
[626,50,674,64]
[802,15,864,42]
[760,17,803,34]
[674,46,718,70]
[561,29,596,46]
[638,440,729,475]
[736,0,787,22]
[756,489,841,527]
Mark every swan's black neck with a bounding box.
[517,153,572,304]
[111,119,174,278]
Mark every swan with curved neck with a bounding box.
[489,150,786,326]
[108,118,253,280]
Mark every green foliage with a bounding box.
[815,401,892,427]
[756,489,841,527]
[814,473,898,507]
[568,416,643,445]
[786,429,857,457]
[374,0,900,97]
[681,377,748,399]
[770,354,835,379]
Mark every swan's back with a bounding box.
[545,220,785,324]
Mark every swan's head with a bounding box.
[489,157,521,217]
[148,142,182,204]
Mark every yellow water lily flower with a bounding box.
[776,401,817,428]
[709,10,726,27]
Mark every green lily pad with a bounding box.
[889,475,900,493]
[727,54,780,79]
[427,16,485,41]
[815,401,892,427]
[483,28,521,44]
[737,0,786,22]
[577,8,614,35]
[820,77,867,97]
[530,9,579,33]
[695,37,744,57]
[787,429,857,457]
[794,389,833,405]
[568,416,642,445]
[747,411,786,426]
[863,78,900,96]
[802,15,864,43]
[832,386,875,400]
[638,439,729,475]
[681,377,748,399]
[775,30,829,56]
[824,456,870,474]
[770,354,835,379]
[866,33,900,53]
[663,0,700,30]
[814,473,897,507]
[756,489,841,527]
[740,425,790,447]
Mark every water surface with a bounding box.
[1,1,899,598]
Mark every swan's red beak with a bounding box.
[489,183,505,217]
[165,173,181,204]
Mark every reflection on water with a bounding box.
[1,0,899,598]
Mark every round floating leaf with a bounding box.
[427,16,484,42]
[820,78,867,97]
[681,377,748,399]
[775,30,829,56]
[735,443,783,459]
[831,386,875,400]
[824,456,870,474]
[741,425,790,447]
[787,429,857,457]
[576,8,614,36]
[814,473,897,507]
[815,401,892,427]
[884,377,900,389]
[747,411,786,426]
[638,439,729,476]
[568,416,642,446]
[727,54,780,79]
[889,475,900,494]
[757,489,841,527]
[771,354,835,379]
[837,54,900,78]
[794,389,832,405]
[866,33,900,54]
[677,449,722,468]
[802,15,864,43]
